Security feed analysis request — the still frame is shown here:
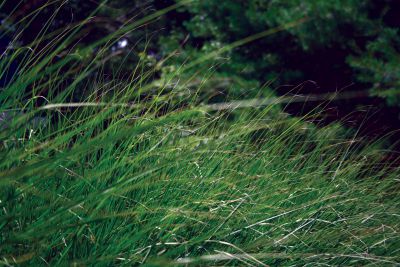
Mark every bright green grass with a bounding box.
[1,5,400,266]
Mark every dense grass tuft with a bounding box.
[1,5,400,266]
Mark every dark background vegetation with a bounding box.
[1,0,400,140]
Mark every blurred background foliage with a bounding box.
[169,0,400,106]
[1,0,399,109]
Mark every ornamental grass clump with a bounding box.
[0,3,399,266]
